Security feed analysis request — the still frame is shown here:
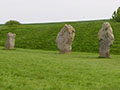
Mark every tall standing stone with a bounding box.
[5,32,16,50]
[56,24,75,54]
[98,22,114,58]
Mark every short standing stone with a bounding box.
[98,22,114,58]
[5,32,16,50]
[56,24,75,54]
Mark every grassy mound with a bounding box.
[0,47,120,90]
[5,20,21,26]
[0,20,120,54]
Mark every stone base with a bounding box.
[99,41,111,58]
[99,49,110,58]
[4,47,15,50]
[59,50,71,54]
[99,52,110,58]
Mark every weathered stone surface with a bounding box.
[98,22,114,58]
[5,32,16,50]
[56,24,75,54]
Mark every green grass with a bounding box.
[0,20,120,54]
[0,47,120,90]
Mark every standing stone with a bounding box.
[5,32,16,50]
[98,22,114,58]
[56,24,75,54]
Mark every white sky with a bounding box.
[0,0,120,24]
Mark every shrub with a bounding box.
[112,7,120,22]
[5,20,21,26]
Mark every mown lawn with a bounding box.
[0,47,120,90]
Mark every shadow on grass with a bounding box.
[0,47,113,59]
[2,48,16,51]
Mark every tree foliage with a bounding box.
[112,7,120,22]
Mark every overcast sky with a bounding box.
[0,0,120,24]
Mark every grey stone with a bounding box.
[98,22,114,58]
[56,24,75,54]
[5,32,16,50]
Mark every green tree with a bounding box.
[112,7,120,22]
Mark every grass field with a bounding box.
[0,20,120,54]
[0,47,120,90]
